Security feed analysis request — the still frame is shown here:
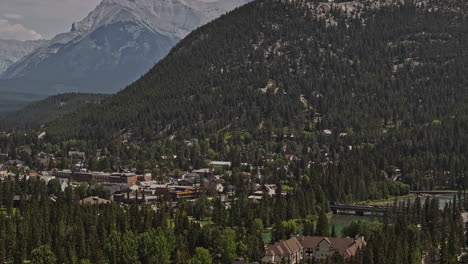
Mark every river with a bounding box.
[330,193,458,236]
[262,194,458,242]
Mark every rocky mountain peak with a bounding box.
[0,0,248,95]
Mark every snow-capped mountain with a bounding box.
[0,39,46,75]
[0,0,248,95]
[71,0,247,39]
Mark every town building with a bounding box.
[52,170,149,185]
[192,168,212,176]
[210,161,232,169]
[262,236,366,264]
[128,181,202,203]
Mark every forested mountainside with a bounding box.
[46,0,468,191]
[0,93,109,130]
[49,0,468,139]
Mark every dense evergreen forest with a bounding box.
[0,177,466,264]
[48,0,468,142]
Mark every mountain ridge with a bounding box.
[70,0,249,39]
[0,93,109,130]
[0,0,248,95]
[46,0,468,141]
[0,39,47,75]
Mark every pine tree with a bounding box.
[192,247,212,264]
[316,212,329,237]
[31,245,57,264]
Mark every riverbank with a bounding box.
[359,194,417,206]
[359,191,459,206]
[262,192,460,244]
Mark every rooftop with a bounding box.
[265,236,366,259]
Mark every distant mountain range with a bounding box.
[0,0,247,96]
[0,91,46,118]
[0,39,47,75]
[0,93,109,130]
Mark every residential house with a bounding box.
[262,236,366,264]
[203,175,225,195]
[37,132,47,140]
[27,172,39,179]
[248,184,278,201]
[264,237,303,264]
[80,196,112,205]
[37,152,54,166]
[210,161,232,170]
[68,151,86,167]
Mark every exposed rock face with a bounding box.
[0,0,248,95]
[0,39,46,75]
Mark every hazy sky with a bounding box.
[0,0,101,41]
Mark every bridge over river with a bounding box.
[410,190,458,195]
[330,203,395,216]
[331,191,458,215]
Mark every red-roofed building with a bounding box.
[262,236,366,263]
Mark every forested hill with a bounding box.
[0,93,109,130]
[48,0,468,141]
